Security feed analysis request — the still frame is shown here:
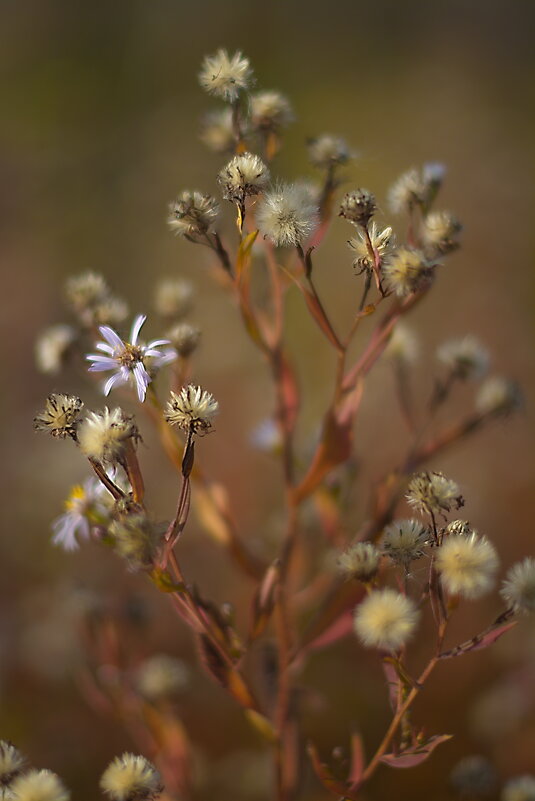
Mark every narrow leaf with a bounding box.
[380,734,452,768]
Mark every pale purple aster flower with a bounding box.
[51,478,106,551]
[86,314,176,402]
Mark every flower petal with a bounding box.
[133,362,151,402]
[130,314,147,346]
[99,325,124,350]
[103,371,127,396]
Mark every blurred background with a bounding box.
[1,0,534,799]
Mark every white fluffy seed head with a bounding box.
[165,385,219,434]
[422,210,462,254]
[445,519,474,536]
[501,558,535,613]
[0,742,26,785]
[337,543,380,582]
[384,324,419,364]
[167,191,219,238]
[218,152,270,202]
[382,519,429,568]
[65,272,109,312]
[382,248,433,297]
[78,408,137,463]
[154,278,194,320]
[437,336,490,380]
[348,222,393,272]
[354,589,419,652]
[406,471,463,515]
[308,134,352,169]
[257,183,319,247]
[166,323,201,358]
[502,775,535,801]
[100,754,162,801]
[250,91,294,132]
[136,654,190,701]
[200,108,236,153]
[10,770,70,801]
[198,49,252,102]
[476,377,521,417]
[436,533,499,599]
[35,325,76,375]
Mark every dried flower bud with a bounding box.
[308,134,352,169]
[384,324,419,364]
[502,775,535,801]
[348,223,393,272]
[10,770,70,801]
[382,519,429,568]
[337,542,380,582]
[136,654,189,700]
[200,108,236,153]
[218,152,270,204]
[437,336,490,380]
[354,589,419,652]
[166,323,201,358]
[436,533,498,599]
[382,248,433,297]
[250,91,294,133]
[422,210,462,254]
[100,753,162,801]
[339,189,377,227]
[257,183,319,247]
[476,377,521,417]
[35,325,76,375]
[167,191,219,239]
[109,515,159,571]
[33,394,83,439]
[78,408,138,464]
[199,49,252,102]
[501,558,535,613]
[0,742,26,786]
[165,385,218,434]
[154,278,194,320]
[450,755,496,797]
[406,471,463,516]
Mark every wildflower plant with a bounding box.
[31,47,532,801]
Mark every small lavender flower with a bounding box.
[86,315,175,402]
[51,478,106,551]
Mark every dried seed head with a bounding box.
[445,519,474,537]
[250,91,294,133]
[10,770,70,801]
[93,297,129,327]
[65,272,109,312]
[339,189,377,227]
[354,589,419,652]
[382,248,433,297]
[382,519,429,568]
[109,515,159,571]
[406,471,463,516]
[257,183,319,247]
[199,49,252,102]
[501,558,535,613]
[502,775,535,801]
[33,394,83,439]
[200,108,236,153]
[0,742,26,786]
[35,325,76,375]
[422,210,462,254]
[388,163,446,214]
[476,376,521,417]
[166,323,201,358]
[154,278,194,320]
[437,336,490,380]
[136,654,189,701]
[337,542,380,582]
[308,134,353,169]
[167,191,219,239]
[348,223,393,272]
[449,755,496,797]
[218,152,270,203]
[78,408,138,464]
[384,324,419,364]
[100,753,162,801]
[436,533,499,599]
[165,385,219,434]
